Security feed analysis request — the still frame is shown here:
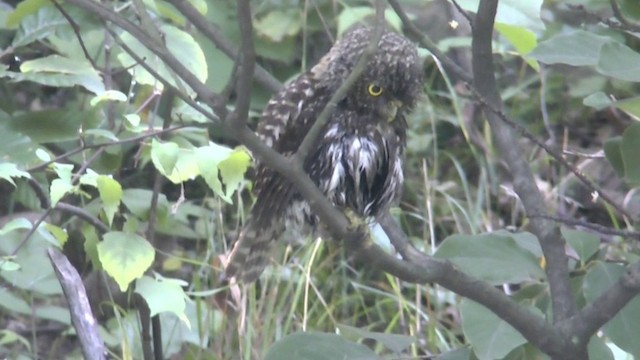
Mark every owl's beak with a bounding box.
[386,99,403,122]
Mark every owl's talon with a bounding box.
[344,209,367,233]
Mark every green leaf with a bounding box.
[253,9,302,42]
[217,147,251,201]
[434,233,545,284]
[588,336,614,360]
[0,163,30,187]
[90,90,128,107]
[621,122,640,183]
[117,24,207,95]
[561,227,600,263]
[11,5,66,47]
[338,324,416,354]
[8,109,99,143]
[583,262,640,355]
[264,332,379,360]
[495,23,538,70]
[456,0,545,31]
[97,232,155,292]
[529,30,609,66]
[0,217,33,235]
[43,224,68,247]
[433,348,473,360]
[135,275,188,325]
[121,189,169,220]
[604,137,624,178]
[150,139,180,177]
[9,55,105,94]
[460,299,528,360]
[0,259,21,272]
[583,92,614,110]
[336,7,402,36]
[614,96,640,120]
[597,42,640,82]
[97,176,122,227]
[50,178,74,207]
[5,0,48,28]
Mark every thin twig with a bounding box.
[468,85,635,222]
[50,0,100,70]
[387,0,473,83]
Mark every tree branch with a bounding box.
[562,261,640,345]
[471,0,577,326]
[231,0,257,128]
[386,0,472,83]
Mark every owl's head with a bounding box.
[312,27,423,120]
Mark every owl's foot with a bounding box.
[343,209,368,234]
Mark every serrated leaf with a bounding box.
[135,276,188,326]
[150,139,180,177]
[0,163,30,187]
[529,31,609,66]
[50,178,74,207]
[264,332,379,360]
[254,9,302,42]
[97,176,122,227]
[621,122,640,183]
[561,227,600,263]
[495,23,538,70]
[118,24,207,95]
[583,262,640,355]
[460,299,528,360]
[434,233,545,284]
[218,147,251,201]
[97,232,155,291]
[44,224,68,247]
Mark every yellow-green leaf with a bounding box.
[97,232,155,291]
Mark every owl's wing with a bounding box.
[225,73,325,283]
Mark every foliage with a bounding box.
[0,0,640,359]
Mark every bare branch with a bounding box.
[387,0,472,83]
[48,248,106,360]
[562,262,640,344]
[232,0,257,127]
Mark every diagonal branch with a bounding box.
[471,0,577,325]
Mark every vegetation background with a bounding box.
[1,0,640,359]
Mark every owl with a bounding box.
[225,27,423,283]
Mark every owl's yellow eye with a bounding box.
[368,84,383,96]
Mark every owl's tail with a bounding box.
[224,218,283,283]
